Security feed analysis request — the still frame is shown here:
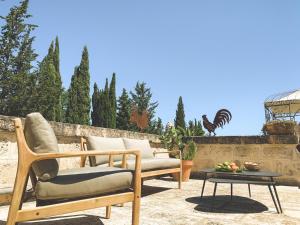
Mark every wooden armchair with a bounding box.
[6,114,141,225]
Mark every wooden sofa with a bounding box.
[6,113,141,225]
[80,136,182,188]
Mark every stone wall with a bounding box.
[1,114,300,188]
[189,136,300,186]
[0,115,160,187]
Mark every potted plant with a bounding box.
[160,124,198,182]
[180,140,197,181]
[262,120,296,135]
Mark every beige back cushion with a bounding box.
[24,112,59,181]
[123,138,154,159]
[87,136,126,166]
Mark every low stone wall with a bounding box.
[0,115,160,187]
[190,136,300,186]
[1,114,300,188]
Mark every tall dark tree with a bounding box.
[116,88,131,130]
[34,41,58,120]
[34,39,62,121]
[194,119,205,136]
[0,0,38,116]
[130,82,158,132]
[103,78,112,127]
[154,117,164,135]
[61,88,68,122]
[65,46,90,125]
[53,37,63,121]
[174,96,186,129]
[188,119,205,136]
[109,73,117,128]
[91,83,100,126]
[65,66,79,123]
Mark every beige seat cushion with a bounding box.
[35,166,133,200]
[24,112,59,181]
[87,136,126,166]
[113,158,180,171]
[123,138,154,159]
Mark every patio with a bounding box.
[0,178,299,225]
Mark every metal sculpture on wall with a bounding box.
[202,109,232,136]
[130,105,149,131]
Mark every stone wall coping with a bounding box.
[0,114,161,143]
[187,135,298,144]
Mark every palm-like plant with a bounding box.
[160,125,197,160]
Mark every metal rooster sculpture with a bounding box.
[202,109,232,136]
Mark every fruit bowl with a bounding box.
[244,162,260,171]
[215,162,242,173]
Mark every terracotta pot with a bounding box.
[173,160,194,182]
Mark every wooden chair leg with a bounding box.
[132,155,141,225]
[105,205,111,219]
[132,197,140,225]
[7,168,30,225]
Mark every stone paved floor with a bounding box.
[0,178,299,225]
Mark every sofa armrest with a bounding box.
[153,150,182,159]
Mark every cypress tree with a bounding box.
[34,41,58,120]
[65,66,80,123]
[130,82,158,132]
[174,96,186,129]
[109,73,117,128]
[195,119,205,136]
[61,88,68,122]
[98,90,106,127]
[155,117,164,135]
[65,46,90,125]
[0,0,38,116]
[188,120,194,132]
[53,37,63,121]
[91,83,100,126]
[187,119,205,136]
[116,88,131,130]
[103,78,111,127]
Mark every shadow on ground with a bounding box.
[142,184,171,197]
[0,214,104,225]
[186,195,268,214]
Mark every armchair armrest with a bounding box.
[33,149,140,162]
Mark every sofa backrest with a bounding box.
[24,112,59,181]
[87,136,126,166]
[123,138,154,159]
[85,136,155,165]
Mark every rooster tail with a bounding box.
[213,109,232,128]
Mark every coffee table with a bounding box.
[199,168,283,213]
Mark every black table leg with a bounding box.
[248,184,251,198]
[268,184,279,214]
[201,172,207,198]
[230,183,233,200]
[213,182,217,197]
[271,178,283,213]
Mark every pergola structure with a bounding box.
[264,89,300,122]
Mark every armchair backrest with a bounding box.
[24,113,59,181]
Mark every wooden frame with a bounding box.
[80,137,182,189]
[6,119,141,225]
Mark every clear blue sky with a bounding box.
[1,0,300,135]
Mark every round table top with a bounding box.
[200,168,281,177]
